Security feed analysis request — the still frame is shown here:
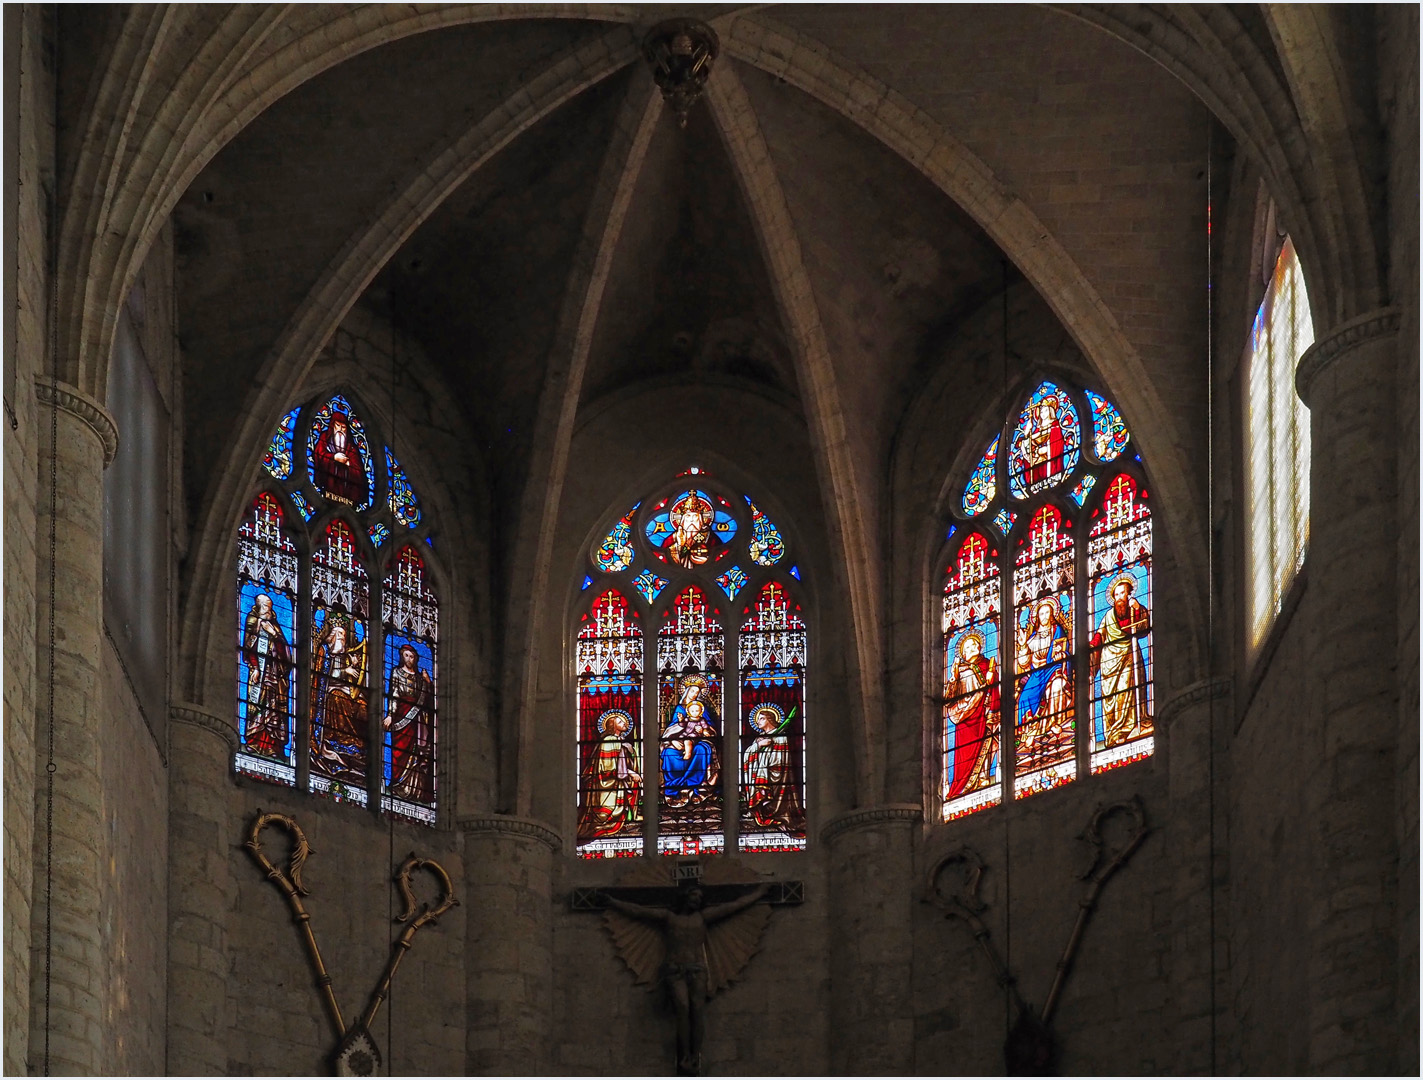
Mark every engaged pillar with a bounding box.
[1295,309,1402,1073]
[823,804,920,1074]
[460,816,559,1075]
[28,377,116,1075]
[166,704,239,1075]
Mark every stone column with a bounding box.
[1295,309,1402,1073]
[166,704,239,1075]
[823,804,920,1074]
[1160,678,1231,1075]
[460,815,559,1075]
[28,376,116,1075]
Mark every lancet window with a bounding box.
[1245,236,1313,649]
[235,391,439,825]
[942,380,1154,823]
[577,469,807,858]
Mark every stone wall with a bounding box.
[3,5,51,1072]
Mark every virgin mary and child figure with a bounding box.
[661,676,720,807]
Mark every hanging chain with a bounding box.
[42,169,59,1076]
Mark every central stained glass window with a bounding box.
[577,470,808,857]
[941,380,1155,823]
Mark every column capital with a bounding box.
[457,813,562,852]
[820,803,921,845]
[1157,676,1231,728]
[33,375,118,465]
[1295,307,1401,407]
[170,702,238,752]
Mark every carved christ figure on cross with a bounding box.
[601,883,770,1075]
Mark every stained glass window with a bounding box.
[942,533,1002,820]
[943,378,1155,824]
[381,547,438,823]
[307,394,375,510]
[645,490,737,568]
[1087,475,1153,774]
[236,493,299,785]
[579,472,808,856]
[1085,390,1130,462]
[237,390,439,822]
[576,591,645,858]
[309,519,371,806]
[1008,381,1081,498]
[1012,505,1076,798]
[739,582,808,851]
[657,586,726,856]
[595,502,639,573]
[385,447,422,528]
[962,436,998,516]
[1246,236,1312,649]
[262,407,300,480]
[744,497,785,566]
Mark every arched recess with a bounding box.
[570,465,812,858]
[177,315,486,800]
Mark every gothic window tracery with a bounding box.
[941,380,1154,823]
[235,391,439,824]
[577,470,808,858]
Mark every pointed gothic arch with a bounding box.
[938,376,1156,822]
[574,468,809,857]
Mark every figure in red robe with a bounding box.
[1017,396,1065,486]
[382,643,435,801]
[311,409,368,505]
[944,630,1000,800]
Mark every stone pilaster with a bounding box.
[822,804,920,1074]
[1295,309,1402,1073]
[29,376,117,1074]
[166,704,238,1075]
[459,815,559,1075]
[1160,678,1231,1074]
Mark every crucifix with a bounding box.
[572,857,803,1075]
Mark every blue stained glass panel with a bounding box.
[262,407,300,480]
[961,435,999,516]
[993,508,1017,535]
[1069,474,1098,507]
[743,496,786,566]
[1085,389,1130,463]
[595,502,639,573]
[716,565,749,601]
[1008,381,1082,499]
[632,569,668,605]
[582,575,594,591]
[789,565,801,581]
[369,522,390,547]
[290,491,316,522]
[386,447,422,527]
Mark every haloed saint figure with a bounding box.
[1091,576,1151,747]
[1019,395,1066,485]
[383,643,435,801]
[741,705,805,835]
[668,494,715,568]
[242,592,292,757]
[661,676,720,807]
[1015,596,1073,761]
[578,710,642,842]
[943,630,999,801]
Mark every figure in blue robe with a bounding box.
[661,681,720,806]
